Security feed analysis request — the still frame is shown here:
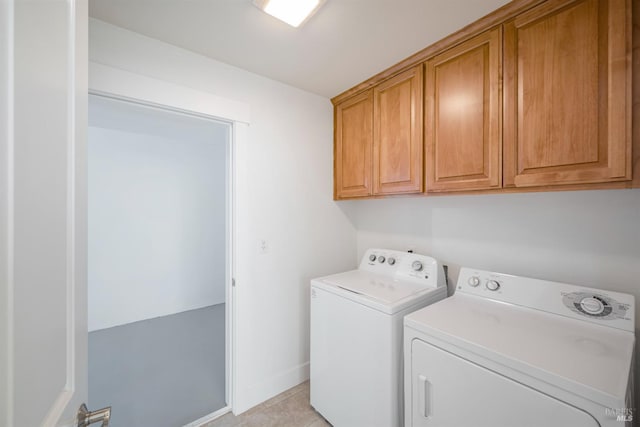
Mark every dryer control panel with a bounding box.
[562,292,630,320]
[456,268,635,332]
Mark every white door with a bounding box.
[408,339,600,427]
[1,1,90,426]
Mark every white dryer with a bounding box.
[404,267,635,427]
[311,249,447,427]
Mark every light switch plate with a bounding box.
[258,239,269,254]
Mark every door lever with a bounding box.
[77,403,111,427]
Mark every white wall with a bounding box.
[89,19,358,413]
[344,189,640,410]
[88,96,228,331]
[348,190,640,297]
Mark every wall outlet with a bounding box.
[258,239,269,254]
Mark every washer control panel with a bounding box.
[457,267,635,332]
[360,248,446,288]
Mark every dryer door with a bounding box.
[409,339,600,427]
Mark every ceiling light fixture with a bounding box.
[253,0,326,28]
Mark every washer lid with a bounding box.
[404,293,635,409]
[314,270,441,314]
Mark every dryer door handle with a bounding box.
[418,374,432,418]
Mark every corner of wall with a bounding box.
[233,362,309,415]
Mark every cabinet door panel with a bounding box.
[425,28,502,192]
[335,90,373,199]
[504,0,631,187]
[373,66,423,195]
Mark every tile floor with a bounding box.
[205,381,330,427]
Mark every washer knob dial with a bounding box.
[486,280,500,291]
[468,276,480,287]
[378,256,386,263]
[369,254,377,262]
[580,297,605,315]
[412,261,423,272]
[387,257,396,265]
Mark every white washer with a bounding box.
[404,267,636,427]
[311,248,447,427]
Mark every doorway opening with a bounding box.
[86,94,234,426]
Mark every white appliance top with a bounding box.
[312,249,446,314]
[405,267,636,408]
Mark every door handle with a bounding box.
[418,374,432,418]
[77,403,111,427]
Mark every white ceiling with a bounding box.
[88,0,511,98]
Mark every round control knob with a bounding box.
[369,254,377,262]
[580,297,605,315]
[468,276,480,287]
[411,261,423,272]
[486,280,500,291]
[378,256,386,263]
[387,257,396,266]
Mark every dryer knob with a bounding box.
[468,276,480,287]
[412,261,423,272]
[580,297,605,315]
[369,254,377,262]
[387,257,396,266]
[378,256,386,263]
[486,280,500,291]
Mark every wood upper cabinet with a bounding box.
[425,28,502,192]
[334,90,373,199]
[333,0,635,199]
[373,66,424,195]
[503,0,631,187]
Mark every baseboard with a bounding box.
[234,361,310,415]
[183,406,231,427]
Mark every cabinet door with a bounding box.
[373,66,423,195]
[425,28,502,192]
[334,90,373,199]
[504,0,631,187]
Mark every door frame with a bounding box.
[0,0,12,424]
[88,61,249,423]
